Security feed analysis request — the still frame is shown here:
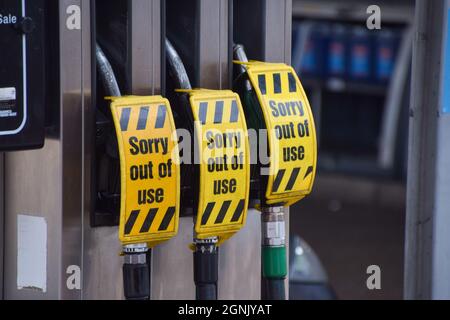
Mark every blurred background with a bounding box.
[289,0,415,300]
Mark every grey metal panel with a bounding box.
[405,0,446,300]
[218,210,261,300]
[82,227,123,300]
[379,27,414,170]
[197,0,230,89]
[3,0,91,300]
[234,0,292,63]
[60,0,90,300]
[406,0,450,299]
[81,0,94,300]
[153,215,262,300]
[131,0,162,95]
[432,0,450,300]
[152,217,195,300]
[433,118,450,297]
[4,142,62,299]
[263,0,292,64]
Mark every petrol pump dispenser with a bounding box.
[96,43,181,300]
[233,45,318,300]
[166,40,251,300]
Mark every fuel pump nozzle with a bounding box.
[96,43,151,300]
[233,44,317,300]
[233,44,287,300]
[166,38,220,300]
[167,40,252,301]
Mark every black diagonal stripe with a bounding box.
[139,208,158,233]
[124,210,140,235]
[199,102,208,125]
[120,108,131,131]
[258,75,267,95]
[230,100,239,123]
[273,73,282,94]
[272,169,286,193]
[201,202,216,225]
[288,73,297,93]
[230,199,245,222]
[214,201,232,224]
[304,166,314,180]
[137,106,150,130]
[158,207,176,231]
[155,105,167,129]
[214,101,224,124]
[285,168,301,192]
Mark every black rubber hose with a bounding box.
[123,250,151,300]
[262,279,286,300]
[95,43,121,97]
[194,243,218,300]
[165,39,192,90]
